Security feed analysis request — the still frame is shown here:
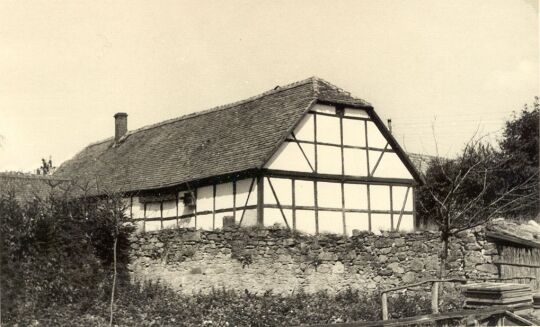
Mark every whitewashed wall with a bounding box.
[265,104,414,180]
[128,177,258,232]
[127,103,416,235]
[260,176,414,235]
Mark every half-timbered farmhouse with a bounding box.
[56,77,423,235]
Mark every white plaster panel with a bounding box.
[371,214,392,234]
[265,178,292,205]
[317,182,342,209]
[392,186,413,211]
[215,182,234,210]
[162,200,176,218]
[264,208,292,228]
[197,214,213,230]
[236,178,257,207]
[178,191,196,216]
[145,202,161,218]
[318,211,343,235]
[345,213,370,236]
[162,219,177,229]
[131,197,145,219]
[369,185,391,211]
[344,148,367,176]
[397,214,414,232]
[317,145,341,175]
[366,121,388,148]
[342,118,366,147]
[239,209,257,226]
[292,113,315,142]
[145,220,162,232]
[316,114,341,144]
[344,108,369,118]
[197,185,214,212]
[312,104,335,115]
[266,143,313,172]
[178,217,196,228]
[295,210,316,234]
[372,153,414,179]
[343,183,368,210]
[295,180,314,206]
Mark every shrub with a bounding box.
[0,192,133,325]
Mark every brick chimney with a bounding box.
[114,112,128,142]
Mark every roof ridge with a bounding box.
[315,77,371,105]
[123,77,318,137]
[79,77,318,149]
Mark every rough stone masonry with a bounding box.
[128,226,499,295]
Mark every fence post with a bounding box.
[431,282,439,314]
[381,292,388,320]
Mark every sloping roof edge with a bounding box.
[366,108,425,185]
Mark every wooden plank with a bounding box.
[136,205,259,221]
[389,186,393,230]
[232,179,236,219]
[395,187,410,231]
[382,278,466,293]
[365,107,425,185]
[238,178,256,225]
[266,177,291,229]
[313,114,319,234]
[431,282,439,314]
[292,179,296,230]
[285,139,396,152]
[262,169,417,186]
[366,184,372,231]
[257,175,264,226]
[212,184,216,230]
[308,109,371,121]
[486,231,540,249]
[314,181,319,234]
[494,261,540,268]
[364,120,370,177]
[370,143,390,176]
[290,133,316,173]
[263,204,413,215]
[381,292,388,320]
[303,306,513,327]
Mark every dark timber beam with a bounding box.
[257,175,264,226]
[262,169,417,186]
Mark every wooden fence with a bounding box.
[495,246,540,291]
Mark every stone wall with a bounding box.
[128,226,499,295]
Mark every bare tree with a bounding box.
[417,133,539,278]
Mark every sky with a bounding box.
[0,0,538,172]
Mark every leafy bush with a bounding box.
[0,192,133,325]
[1,192,461,326]
[4,276,456,326]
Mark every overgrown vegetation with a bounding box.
[3,277,460,326]
[416,99,539,276]
[0,191,133,325]
[0,190,461,325]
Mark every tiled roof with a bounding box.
[55,77,372,195]
[0,173,72,202]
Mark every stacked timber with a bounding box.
[463,283,533,314]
